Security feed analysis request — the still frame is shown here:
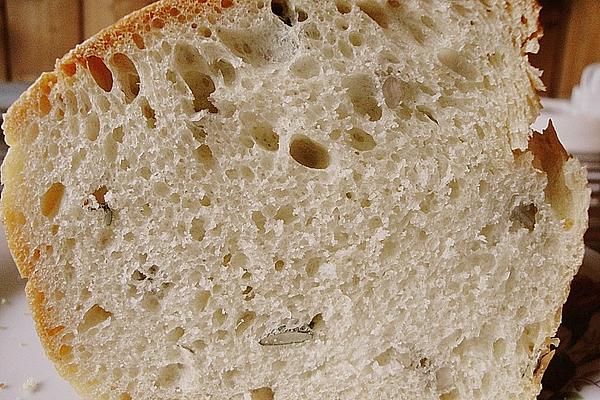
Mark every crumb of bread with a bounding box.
[0,382,6,389]
[0,297,7,305]
[22,377,39,393]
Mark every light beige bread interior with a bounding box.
[0,0,590,399]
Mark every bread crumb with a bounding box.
[22,377,39,393]
[0,382,6,389]
[0,297,7,305]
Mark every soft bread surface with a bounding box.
[0,0,590,399]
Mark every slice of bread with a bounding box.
[0,1,590,399]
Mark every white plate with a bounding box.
[0,228,79,399]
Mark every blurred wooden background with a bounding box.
[0,0,156,82]
[0,0,599,98]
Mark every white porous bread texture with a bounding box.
[0,0,590,399]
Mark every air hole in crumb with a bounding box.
[335,0,351,14]
[416,105,438,124]
[223,369,240,385]
[194,290,211,312]
[480,223,500,246]
[182,71,218,113]
[421,15,435,29]
[41,182,65,218]
[223,253,232,265]
[382,76,404,108]
[155,363,183,388]
[493,338,507,358]
[329,129,342,140]
[132,33,145,49]
[190,339,206,353]
[358,1,389,27]
[235,311,256,335]
[112,126,125,143]
[344,75,382,121]
[249,121,279,151]
[98,95,110,112]
[346,127,376,151]
[438,48,478,80]
[201,27,212,37]
[61,61,77,76]
[231,252,248,269]
[297,8,308,21]
[86,56,113,92]
[139,166,152,180]
[78,304,112,333]
[166,69,177,83]
[148,264,159,276]
[252,211,266,231]
[271,0,293,26]
[213,308,227,326]
[436,367,453,392]
[132,270,147,281]
[110,53,140,103]
[139,97,157,128]
[169,193,180,204]
[151,18,165,29]
[186,120,207,142]
[309,313,324,330]
[241,166,255,180]
[338,39,353,58]
[336,18,349,30]
[194,144,214,167]
[213,59,236,85]
[275,204,295,224]
[167,327,185,343]
[349,32,363,46]
[251,387,274,400]
[243,286,254,301]
[510,203,537,232]
[141,293,160,312]
[290,56,320,79]
[275,260,285,271]
[154,181,170,196]
[200,195,211,206]
[305,257,322,277]
[475,124,486,139]
[375,347,396,366]
[39,94,51,116]
[448,179,460,200]
[289,136,330,169]
[218,29,271,66]
[190,217,206,241]
[303,23,321,40]
[85,113,100,141]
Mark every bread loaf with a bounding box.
[0,1,590,399]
